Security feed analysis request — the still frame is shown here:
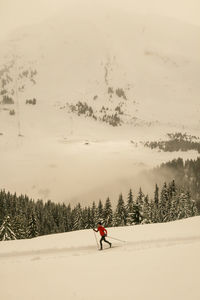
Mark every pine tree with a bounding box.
[28,213,39,238]
[137,188,145,207]
[13,212,27,239]
[103,197,113,227]
[64,204,73,232]
[160,182,169,222]
[35,200,44,234]
[131,201,140,225]
[80,207,88,229]
[168,180,176,199]
[154,184,159,209]
[169,194,178,221]
[135,188,145,223]
[72,203,83,230]
[0,191,8,224]
[114,194,127,226]
[97,200,104,223]
[91,202,98,228]
[53,204,65,232]
[178,191,193,219]
[0,216,16,241]
[142,195,151,224]
[184,191,193,218]
[86,207,93,229]
[126,189,135,225]
[191,200,199,216]
[43,201,58,234]
[150,184,160,223]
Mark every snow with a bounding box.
[0,216,200,300]
[0,3,199,298]
[0,2,200,203]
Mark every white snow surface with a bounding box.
[0,217,200,300]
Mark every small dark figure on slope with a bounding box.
[93,222,112,250]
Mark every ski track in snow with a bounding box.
[1,234,200,261]
[1,217,200,300]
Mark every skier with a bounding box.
[93,222,112,250]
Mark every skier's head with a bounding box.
[97,221,102,226]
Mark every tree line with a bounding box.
[0,178,199,241]
[144,132,200,153]
[152,157,200,202]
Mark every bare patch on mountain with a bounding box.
[0,59,38,105]
[144,50,178,67]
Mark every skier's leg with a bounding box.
[100,237,103,249]
[103,236,112,247]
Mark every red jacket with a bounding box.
[98,225,107,236]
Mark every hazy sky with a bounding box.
[0,0,200,40]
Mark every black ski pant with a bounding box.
[100,235,110,249]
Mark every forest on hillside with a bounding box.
[0,157,199,241]
[144,132,200,153]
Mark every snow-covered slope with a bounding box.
[0,217,200,300]
[0,2,200,203]
[1,4,200,127]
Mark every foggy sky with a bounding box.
[0,0,200,40]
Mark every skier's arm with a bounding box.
[93,228,98,232]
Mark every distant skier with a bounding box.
[93,222,112,250]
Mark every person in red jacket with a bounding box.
[93,222,112,250]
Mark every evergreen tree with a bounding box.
[169,194,178,221]
[97,200,104,223]
[91,202,98,228]
[168,180,176,199]
[0,216,16,241]
[131,201,140,225]
[142,195,151,224]
[137,187,145,207]
[43,201,58,234]
[28,213,39,238]
[72,203,83,230]
[126,189,135,225]
[151,185,160,223]
[135,188,145,223]
[178,191,193,219]
[154,184,159,209]
[64,204,73,232]
[86,207,93,229]
[80,207,88,229]
[191,200,199,216]
[160,182,169,222]
[114,194,127,226]
[103,197,113,227]
[183,191,193,218]
[53,204,65,233]
[13,212,27,239]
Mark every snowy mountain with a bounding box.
[0,6,200,128]
[0,3,200,203]
[0,216,200,300]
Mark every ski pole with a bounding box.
[93,230,99,250]
[107,236,127,243]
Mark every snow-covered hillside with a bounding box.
[1,7,200,127]
[0,216,200,300]
[0,1,200,203]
